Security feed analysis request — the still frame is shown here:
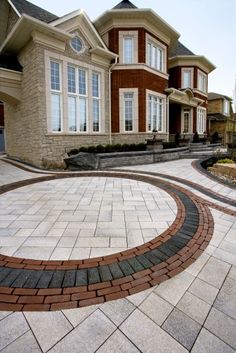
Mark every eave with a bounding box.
[168,55,216,74]
[166,87,204,107]
[0,14,72,54]
[94,9,180,46]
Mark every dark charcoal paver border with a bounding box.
[0,170,234,312]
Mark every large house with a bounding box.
[0,0,215,168]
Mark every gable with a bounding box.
[52,11,108,51]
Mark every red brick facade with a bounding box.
[111,70,168,132]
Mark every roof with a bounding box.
[113,0,137,9]
[208,92,232,101]
[10,0,58,23]
[0,54,22,71]
[169,41,194,57]
[207,113,228,121]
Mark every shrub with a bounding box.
[95,144,106,153]
[217,158,235,164]
[175,132,180,146]
[78,146,88,153]
[193,132,200,143]
[87,146,96,153]
[67,149,79,156]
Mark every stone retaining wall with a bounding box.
[97,147,189,168]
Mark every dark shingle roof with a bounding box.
[169,41,194,57]
[11,0,58,23]
[208,92,232,101]
[0,55,22,72]
[113,0,137,9]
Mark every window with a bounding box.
[224,100,230,115]
[92,72,100,132]
[123,37,133,64]
[49,56,103,134]
[70,36,83,53]
[147,41,165,72]
[182,69,193,89]
[197,107,206,134]
[198,71,207,93]
[182,108,192,133]
[50,61,60,91]
[50,61,62,132]
[123,93,134,132]
[148,94,164,132]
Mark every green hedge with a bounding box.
[67,143,147,155]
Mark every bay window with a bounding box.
[123,36,134,64]
[92,72,100,132]
[198,70,207,93]
[182,68,193,89]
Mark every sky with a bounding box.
[30,0,236,102]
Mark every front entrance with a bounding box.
[0,128,5,152]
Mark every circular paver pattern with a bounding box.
[0,177,177,260]
[0,171,217,312]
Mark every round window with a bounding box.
[70,36,83,53]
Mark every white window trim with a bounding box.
[181,107,193,134]
[45,51,105,135]
[119,31,138,65]
[92,72,101,133]
[197,106,207,134]
[146,33,167,74]
[197,70,207,93]
[50,60,63,133]
[146,89,167,133]
[119,88,139,133]
[181,68,194,89]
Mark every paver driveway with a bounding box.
[0,158,235,353]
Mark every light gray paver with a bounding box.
[120,309,188,353]
[96,330,140,353]
[48,310,116,353]
[198,257,230,288]
[214,277,236,320]
[188,277,219,305]
[24,311,73,352]
[100,298,135,326]
[162,308,201,350]
[0,331,42,353]
[139,292,174,326]
[191,328,236,353]
[154,271,195,305]
[0,313,29,351]
[177,292,211,324]
[63,306,99,328]
[204,308,236,349]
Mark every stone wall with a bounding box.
[97,147,188,168]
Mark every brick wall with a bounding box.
[111,69,168,133]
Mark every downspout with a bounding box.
[108,57,118,145]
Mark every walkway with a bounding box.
[0,158,235,353]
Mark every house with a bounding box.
[0,0,215,168]
[207,92,234,145]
